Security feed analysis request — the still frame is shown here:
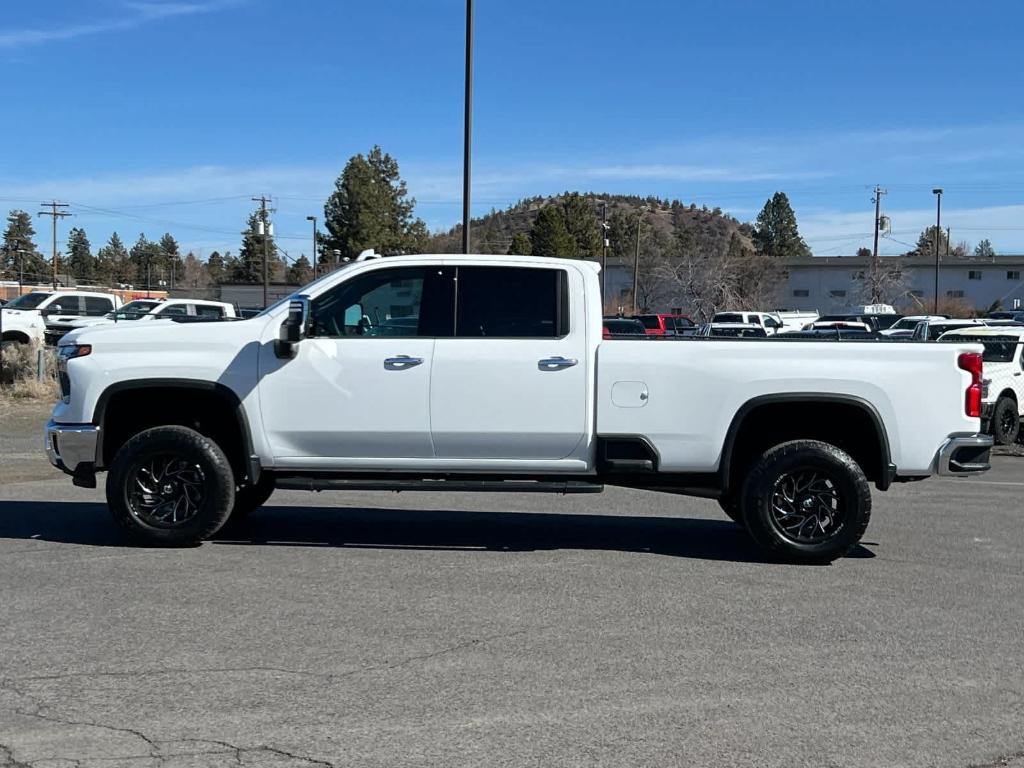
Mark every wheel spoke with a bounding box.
[770,467,845,544]
[126,454,206,529]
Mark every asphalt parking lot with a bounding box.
[1,449,1022,767]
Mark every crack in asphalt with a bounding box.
[970,750,1024,768]
[0,629,532,767]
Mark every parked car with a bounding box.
[710,311,784,335]
[802,320,874,333]
[938,325,1024,444]
[2,290,122,347]
[816,313,903,332]
[781,328,883,341]
[774,310,820,332]
[47,253,992,564]
[603,317,648,338]
[699,322,768,338]
[62,298,237,335]
[631,313,695,337]
[238,308,263,319]
[985,310,1024,323]
[912,318,986,341]
[880,315,949,337]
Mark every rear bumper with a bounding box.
[44,420,99,477]
[936,433,993,476]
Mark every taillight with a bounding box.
[958,352,983,418]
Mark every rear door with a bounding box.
[429,264,588,461]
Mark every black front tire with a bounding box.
[106,426,235,546]
[740,440,871,564]
[991,397,1020,445]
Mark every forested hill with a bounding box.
[424,193,754,256]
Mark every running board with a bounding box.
[274,477,605,494]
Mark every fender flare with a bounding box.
[719,393,894,492]
[92,378,255,474]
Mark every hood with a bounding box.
[2,309,43,327]
[61,315,271,348]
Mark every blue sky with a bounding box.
[2,0,1024,262]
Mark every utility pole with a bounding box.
[306,216,318,280]
[461,0,474,254]
[600,201,609,311]
[871,186,886,304]
[932,188,943,314]
[252,195,272,308]
[38,201,70,290]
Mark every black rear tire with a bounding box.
[106,426,235,546]
[229,473,275,522]
[740,440,871,564]
[991,397,1020,445]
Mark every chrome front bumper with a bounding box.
[44,420,99,476]
[936,433,993,476]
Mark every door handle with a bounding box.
[384,355,424,370]
[538,356,578,370]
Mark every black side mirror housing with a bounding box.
[276,295,310,358]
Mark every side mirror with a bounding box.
[276,295,310,358]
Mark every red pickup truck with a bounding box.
[633,313,695,337]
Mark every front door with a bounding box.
[429,265,589,461]
[258,265,454,465]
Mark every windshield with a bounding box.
[889,318,921,331]
[254,263,361,319]
[634,315,661,329]
[5,291,52,310]
[114,300,160,320]
[712,313,745,324]
[940,334,1019,362]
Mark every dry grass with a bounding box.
[0,343,59,402]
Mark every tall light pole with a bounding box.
[632,206,646,314]
[461,0,474,254]
[306,216,318,279]
[871,185,886,304]
[932,188,943,314]
[600,201,609,312]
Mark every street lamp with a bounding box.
[306,216,318,279]
[632,206,647,314]
[932,188,943,313]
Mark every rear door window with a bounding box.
[454,267,568,338]
[84,296,113,316]
[195,304,225,318]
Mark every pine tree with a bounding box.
[975,239,995,258]
[3,210,48,283]
[206,250,225,284]
[322,146,428,260]
[287,254,313,285]
[752,192,810,259]
[65,227,95,283]
[508,232,532,255]
[159,233,183,287]
[913,225,949,258]
[561,193,601,259]
[529,206,574,257]
[129,234,163,287]
[856,247,872,259]
[96,232,132,286]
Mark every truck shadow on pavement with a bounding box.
[0,501,875,563]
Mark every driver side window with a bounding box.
[309,266,451,338]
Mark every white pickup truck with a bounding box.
[0,290,123,347]
[46,254,993,563]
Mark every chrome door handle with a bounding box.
[384,355,424,370]
[538,356,578,370]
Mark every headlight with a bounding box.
[57,344,91,403]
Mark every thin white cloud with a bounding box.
[0,0,241,49]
